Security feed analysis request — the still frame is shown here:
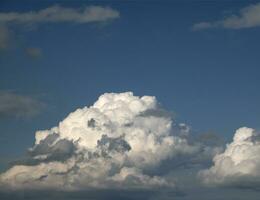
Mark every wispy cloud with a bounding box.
[0,25,10,50]
[25,47,43,59]
[0,5,120,25]
[0,5,119,54]
[0,91,45,118]
[193,2,260,30]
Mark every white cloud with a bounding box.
[0,92,203,190]
[0,5,120,25]
[199,127,260,188]
[193,3,260,30]
[0,5,119,54]
[0,91,45,118]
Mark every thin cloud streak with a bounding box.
[0,91,45,118]
[193,2,260,30]
[0,5,120,25]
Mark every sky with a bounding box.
[0,0,260,199]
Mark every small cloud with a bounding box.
[0,25,10,51]
[0,91,45,118]
[25,47,42,59]
[192,22,215,31]
[192,2,260,30]
[0,5,120,25]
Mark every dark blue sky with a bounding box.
[1,0,260,159]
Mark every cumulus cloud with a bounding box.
[0,92,210,191]
[199,127,260,189]
[0,5,120,25]
[193,3,260,30]
[0,91,45,118]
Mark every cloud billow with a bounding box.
[0,92,203,191]
[199,127,260,189]
[4,92,259,192]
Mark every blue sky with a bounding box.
[0,1,260,199]
[1,0,260,154]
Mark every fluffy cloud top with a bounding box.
[0,5,119,24]
[193,3,260,30]
[0,92,203,190]
[199,127,260,188]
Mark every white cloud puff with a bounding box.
[199,127,260,188]
[0,92,200,190]
[0,5,119,24]
[193,2,260,30]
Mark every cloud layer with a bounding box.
[0,5,119,25]
[0,92,205,190]
[199,127,260,189]
[193,3,260,30]
[0,91,45,118]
